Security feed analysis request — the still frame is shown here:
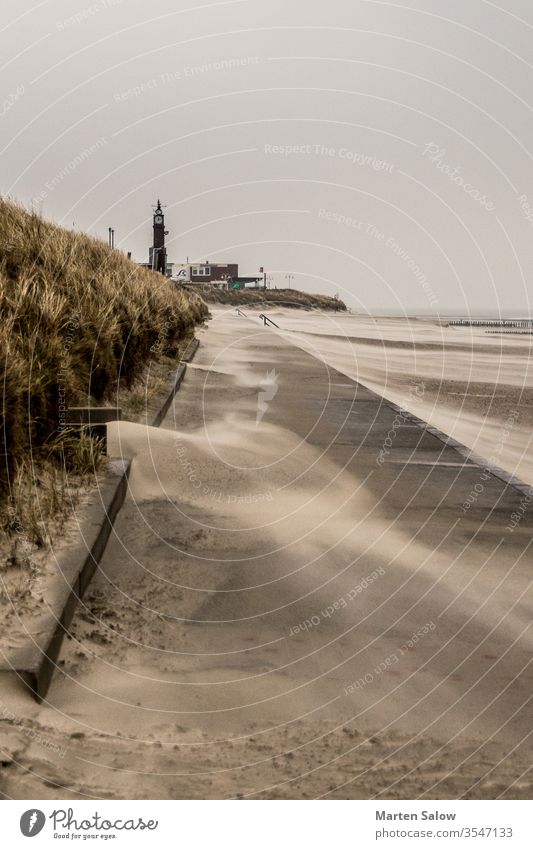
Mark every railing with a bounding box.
[258,313,279,328]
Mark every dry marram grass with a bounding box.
[0,197,207,587]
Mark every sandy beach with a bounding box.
[1,310,532,800]
[267,311,533,486]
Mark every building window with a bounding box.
[204,267,211,276]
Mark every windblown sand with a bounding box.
[1,311,531,800]
[271,311,533,485]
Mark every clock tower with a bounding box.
[149,200,168,274]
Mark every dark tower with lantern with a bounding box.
[149,200,168,274]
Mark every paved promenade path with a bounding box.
[3,311,532,799]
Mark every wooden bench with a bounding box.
[65,407,121,454]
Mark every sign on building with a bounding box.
[171,265,191,282]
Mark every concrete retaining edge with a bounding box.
[387,401,532,499]
[2,334,201,702]
[150,337,199,427]
[1,459,130,702]
[269,320,531,499]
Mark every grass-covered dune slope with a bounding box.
[0,198,207,496]
[185,285,347,311]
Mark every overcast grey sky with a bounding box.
[2,0,533,314]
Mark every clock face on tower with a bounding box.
[154,214,163,224]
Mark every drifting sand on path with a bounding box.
[1,313,532,800]
[266,311,533,485]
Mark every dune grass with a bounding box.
[0,198,206,490]
[186,285,347,311]
[0,198,207,580]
